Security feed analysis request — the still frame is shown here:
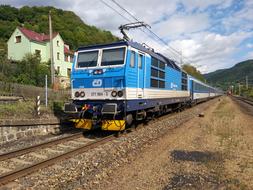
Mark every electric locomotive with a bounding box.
[64,40,196,131]
[64,23,221,131]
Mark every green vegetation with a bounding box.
[0,5,119,86]
[0,53,51,86]
[182,64,205,82]
[0,5,118,51]
[0,100,54,119]
[204,60,253,98]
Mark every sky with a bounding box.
[1,0,253,73]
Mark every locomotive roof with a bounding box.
[78,41,181,71]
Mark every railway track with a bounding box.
[0,132,84,161]
[0,98,216,186]
[233,96,253,106]
[0,132,116,185]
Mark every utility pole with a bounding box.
[45,75,48,107]
[49,11,54,87]
[246,76,248,90]
[238,83,241,96]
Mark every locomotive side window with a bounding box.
[77,51,98,68]
[138,54,143,69]
[151,57,158,67]
[159,61,165,69]
[151,79,158,88]
[101,48,125,66]
[150,56,165,89]
[181,72,188,91]
[159,71,165,79]
[130,51,135,68]
[151,68,159,77]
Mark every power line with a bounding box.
[100,0,132,23]
[99,0,179,62]
[109,0,198,67]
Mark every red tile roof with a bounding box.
[18,27,58,43]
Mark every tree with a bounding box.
[182,64,205,82]
[0,5,118,50]
[15,53,51,86]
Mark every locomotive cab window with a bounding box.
[130,51,135,68]
[77,51,98,68]
[138,54,143,69]
[101,48,125,66]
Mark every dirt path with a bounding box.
[97,97,253,190]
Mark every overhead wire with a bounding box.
[100,0,183,62]
[99,0,177,59]
[109,0,200,67]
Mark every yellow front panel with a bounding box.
[102,120,126,131]
[70,119,92,130]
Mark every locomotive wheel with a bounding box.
[125,114,133,126]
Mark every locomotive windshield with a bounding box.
[77,50,98,68]
[101,48,125,66]
[76,47,125,68]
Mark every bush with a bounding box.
[52,101,64,114]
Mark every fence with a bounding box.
[0,81,71,102]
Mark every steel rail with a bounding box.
[0,135,116,185]
[0,98,218,185]
[0,132,84,161]
[233,96,253,106]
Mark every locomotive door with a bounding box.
[137,53,144,98]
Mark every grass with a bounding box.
[0,100,55,119]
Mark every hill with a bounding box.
[182,64,205,82]
[204,60,253,89]
[0,5,118,50]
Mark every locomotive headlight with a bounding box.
[111,90,117,97]
[80,91,85,97]
[74,91,80,97]
[117,90,123,97]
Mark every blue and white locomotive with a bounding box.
[64,40,220,131]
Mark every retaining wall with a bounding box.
[0,118,64,145]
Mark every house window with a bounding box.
[35,49,41,57]
[57,66,60,75]
[65,54,68,62]
[70,56,73,62]
[67,68,71,77]
[15,36,21,43]
[57,52,60,60]
[57,40,59,46]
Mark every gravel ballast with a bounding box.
[2,99,217,189]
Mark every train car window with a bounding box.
[77,51,98,68]
[138,54,143,69]
[130,51,135,68]
[101,48,125,66]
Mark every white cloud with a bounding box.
[247,43,253,48]
[180,0,233,11]
[169,31,252,73]
[153,12,210,39]
[1,0,253,73]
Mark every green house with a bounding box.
[7,27,73,82]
